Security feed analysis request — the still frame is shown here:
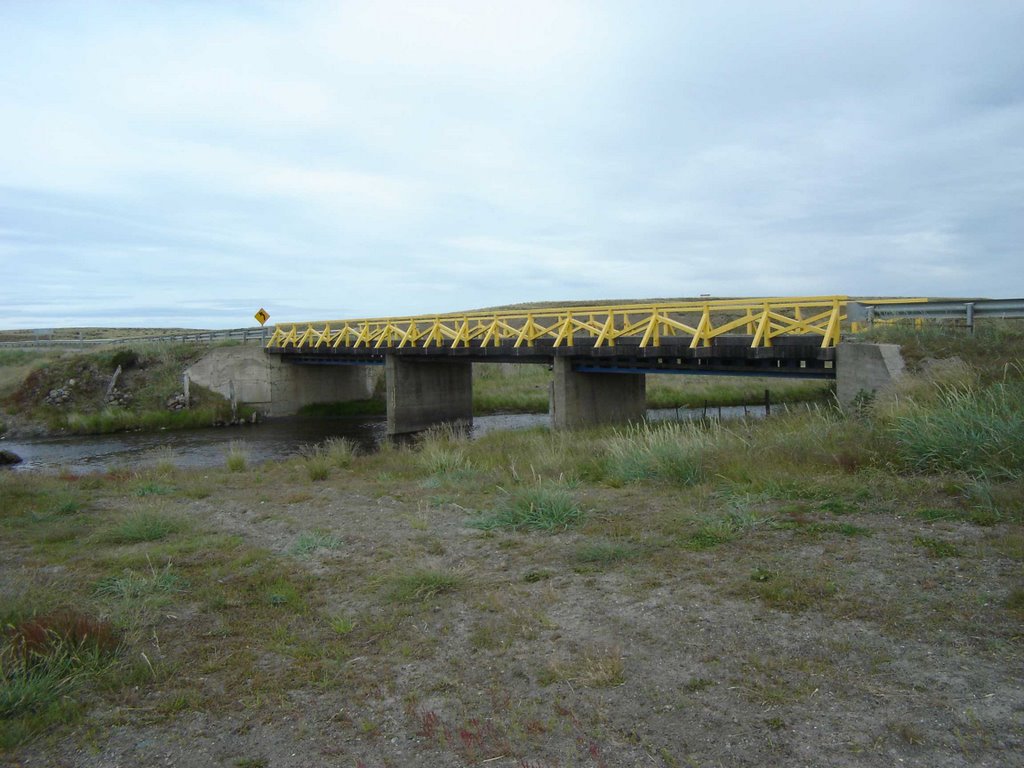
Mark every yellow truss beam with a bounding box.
[266,296,926,352]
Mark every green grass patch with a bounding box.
[914,536,961,558]
[0,610,121,748]
[386,569,462,603]
[93,563,187,602]
[289,531,343,556]
[470,484,584,532]
[682,511,772,550]
[573,541,638,568]
[135,483,176,497]
[100,511,185,544]
[646,375,829,409]
[265,578,305,610]
[744,569,839,612]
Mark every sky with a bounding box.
[1,0,1022,329]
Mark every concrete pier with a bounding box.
[386,356,473,435]
[186,346,374,417]
[835,342,906,407]
[550,357,646,430]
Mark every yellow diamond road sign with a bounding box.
[254,308,270,326]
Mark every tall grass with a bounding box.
[888,379,1024,480]
[417,428,472,477]
[603,421,715,486]
[61,406,239,435]
[225,441,248,472]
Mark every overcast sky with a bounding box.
[2,1,1022,329]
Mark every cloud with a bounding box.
[1,1,1022,328]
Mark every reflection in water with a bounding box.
[2,404,770,474]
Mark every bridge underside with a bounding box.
[268,335,835,379]
[264,335,833,434]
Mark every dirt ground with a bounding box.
[3,461,1022,768]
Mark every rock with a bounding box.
[45,387,71,406]
[0,449,23,466]
[165,393,190,411]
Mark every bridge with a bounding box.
[238,296,916,434]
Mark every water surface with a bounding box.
[2,405,768,474]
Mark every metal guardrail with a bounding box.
[0,327,267,349]
[849,299,1024,331]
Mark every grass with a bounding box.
[225,441,248,472]
[741,568,839,612]
[93,563,187,601]
[645,374,830,409]
[298,437,358,480]
[1,324,1023,762]
[100,511,185,544]
[540,647,625,688]
[0,609,121,748]
[289,531,343,556]
[470,483,584,531]
[61,406,236,435]
[572,541,638,568]
[386,569,462,603]
[603,421,713,486]
[887,378,1024,480]
[914,536,962,558]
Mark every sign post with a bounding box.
[254,308,270,345]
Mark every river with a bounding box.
[1,404,769,474]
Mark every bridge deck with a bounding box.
[269,335,835,378]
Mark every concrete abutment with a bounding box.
[185,346,374,417]
[835,342,906,407]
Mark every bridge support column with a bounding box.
[550,357,646,430]
[836,342,905,407]
[386,356,473,435]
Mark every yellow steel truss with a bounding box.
[265,296,924,352]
